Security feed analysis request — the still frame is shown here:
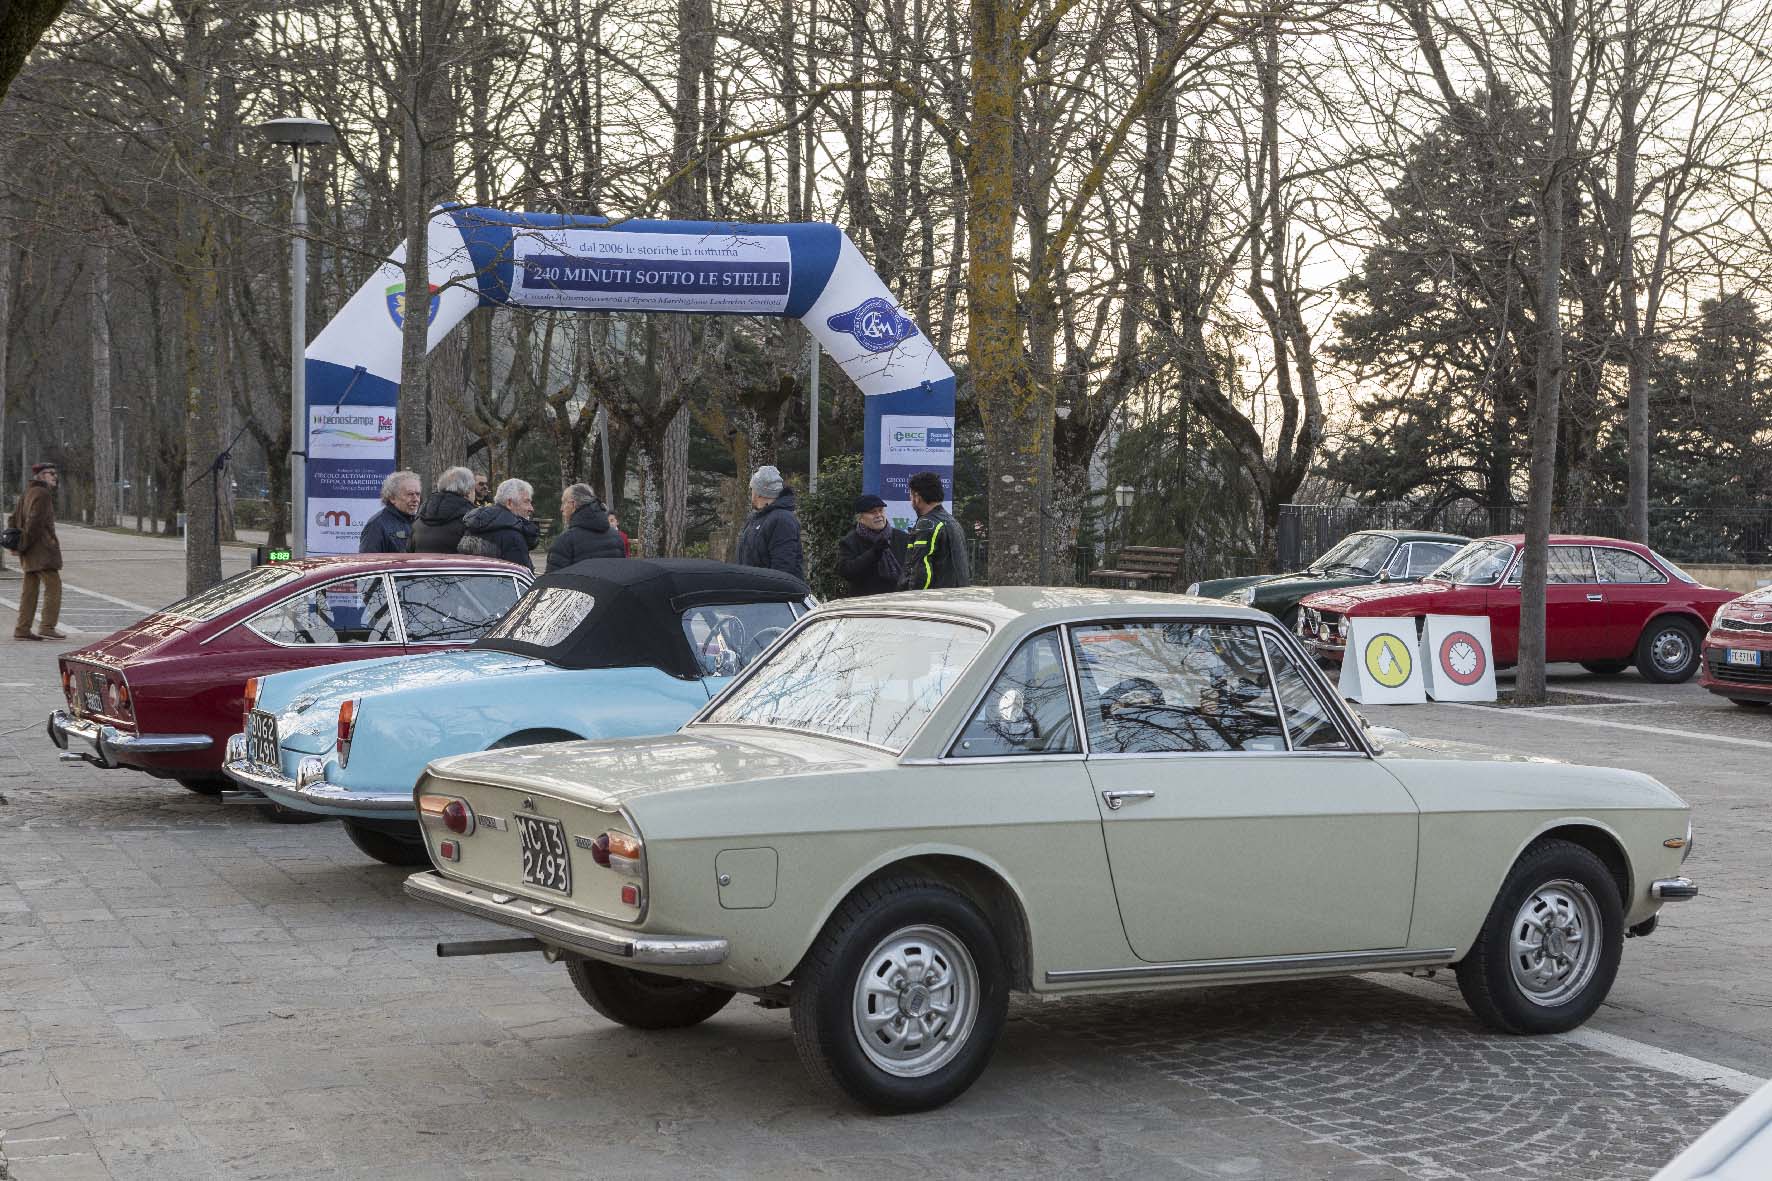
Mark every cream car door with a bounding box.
[1072,620,1420,965]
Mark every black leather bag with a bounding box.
[0,525,19,552]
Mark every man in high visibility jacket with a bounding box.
[897,471,970,590]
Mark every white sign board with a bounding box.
[1421,615,1497,701]
[510,229,793,314]
[1338,616,1427,705]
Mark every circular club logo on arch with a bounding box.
[827,297,919,353]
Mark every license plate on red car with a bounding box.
[516,814,571,894]
[1726,648,1760,667]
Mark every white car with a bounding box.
[403,589,1698,1112]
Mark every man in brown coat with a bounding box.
[10,462,64,640]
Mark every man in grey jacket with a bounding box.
[734,465,804,580]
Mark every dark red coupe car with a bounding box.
[1297,535,1736,683]
[48,554,530,793]
[1699,587,1772,707]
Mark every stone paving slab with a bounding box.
[0,528,1764,1178]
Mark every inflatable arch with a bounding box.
[301,206,957,555]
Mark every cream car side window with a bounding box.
[1261,633,1353,751]
[1068,621,1286,754]
[949,631,1080,758]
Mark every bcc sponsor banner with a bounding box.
[308,499,384,556]
[880,415,955,467]
[510,230,793,314]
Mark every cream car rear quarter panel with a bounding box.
[1382,757,1691,949]
[628,759,1132,991]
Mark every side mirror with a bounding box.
[1376,569,1393,583]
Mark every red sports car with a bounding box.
[1297,535,1736,683]
[1698,587,1772,707]
[48,554,530,793]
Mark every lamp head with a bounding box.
[259,117,338,148]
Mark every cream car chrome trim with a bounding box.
[404,871,725,965]
[1045,946,1458,984]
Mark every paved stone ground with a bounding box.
[0,528,1762,1179]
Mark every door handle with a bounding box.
[1101,790,1156,811]
[1586,593,1605,602]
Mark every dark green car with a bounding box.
[1185,529,1469,628]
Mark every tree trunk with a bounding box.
[89,242,115,528]
[429,324,471,471]
[1516,0,1576,705]
[0,226,10,569]
[397,97,433,475]
[1615,0,1650,543]
[969,0,1042,584]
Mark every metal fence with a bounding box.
[1278,503,1772,570]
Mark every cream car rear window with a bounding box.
[702,614,987,752]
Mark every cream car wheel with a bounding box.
[791,877,1008,1113]
[1457,839,1623,1035]
[850,924,981,1078]
[1506,879,1602,1007]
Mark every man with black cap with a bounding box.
[835,493,908,597]
[9,462,65,640]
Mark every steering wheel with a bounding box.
[751,625,787,654]
[701,614,750,675]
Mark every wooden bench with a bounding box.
[1087,546,1185,591]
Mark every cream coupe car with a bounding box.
[404,589,1698,1112]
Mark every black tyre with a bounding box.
[565,959,733,1029]
[1456,838,1624,1035]
[175,775,228,796]
[789,877,1008,1113]
[1635,616,1703,683]
[342,820,430,866]
[1579,660,1629,676]
[1730,698,1772,710]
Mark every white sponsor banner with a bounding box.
[1338,616,1427,705]
[881,415,957,467]
[1422,615,1497,701]
[885,501,916,533]
[308,499,384,556]
[509,229,792,313]
[308,407,397,461]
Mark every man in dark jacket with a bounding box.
[897,471,969,590]
[409,466,476,553]
[546,483,626,572]
[836,493,908,597]
[458,477,540,571]
[734,464,803,579]
[10,463,64,640]
[358,470,420,553]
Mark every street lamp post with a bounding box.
[113,405,131,521]
[259,116,339,559]
[1114,483,1136,555]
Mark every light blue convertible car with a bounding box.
[221,558,813,864]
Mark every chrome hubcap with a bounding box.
[851,924,979,1077]
[1508,878,1602,1007]
[1652,628,1692,673]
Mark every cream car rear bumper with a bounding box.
[403,871,729,967]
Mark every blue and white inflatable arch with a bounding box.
[301,206,956,555]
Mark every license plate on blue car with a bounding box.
[517,814,571,894]
[1726,648,1760,667]
[246,710,279,771]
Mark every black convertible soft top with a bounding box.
[473,557,811,678]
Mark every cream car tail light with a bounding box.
[418,793,475,836]
[588,830,643,877]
